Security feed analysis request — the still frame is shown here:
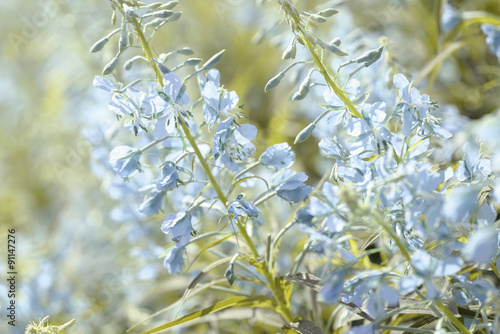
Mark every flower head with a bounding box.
[151,72,191,137]
[227,194,259,221]
[163,246,184,274]
[201,69,241,128]
[273,170,313,202]
[260,142,295,170]
[109,146,141,179]
[156,163,180,191]
[161,211,193,247]
[212,118,257,171]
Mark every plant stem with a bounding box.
[278,1,363,119]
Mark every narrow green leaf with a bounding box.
[186,234,234,271]
[140,296,275,334]
[176,256,233,318]
[287,320,325,334]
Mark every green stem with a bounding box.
[279,1,363,119]
[434,301,469,334]
[378,326,440,334]
[130,17,163,86]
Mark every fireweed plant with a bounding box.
[84,0,500,333]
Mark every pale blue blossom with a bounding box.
[109,146,141,178]
[152,72,191,136]
[161,211,193,247]
[212,118,257,171]
[273,170,312,202]
[201,70,240,128]
[163,247,184,274]
[138,190,164,216]
[259,142,295,170]
[227,194,259,221]
[456,142,491,181]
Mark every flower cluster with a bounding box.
[85,1,500,333]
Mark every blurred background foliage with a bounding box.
[0,0,499,333]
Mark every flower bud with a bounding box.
[177,47,194,55]
[124,58,134,70]
[165,12,182,22]
[330,37,341,46]
[225,263,235,285]
[145,18,163,27]
[264,72,284,92]
[184,58,202,66]
[102,56,119,75]
[145,2,162,9]
[90,36,109,53]
[152,58,170,74]
[128,32,134,47]
[145,10,174,18]
[282,40,296,60]
[318,41,348,56]
[318,8,338,17]
[359,45,384,67]
[311,14,327,23]
[292,82,310,100]
[159,0,179,10]
[118,28,128,53]
[294,123,316,144]
[202,49,225,70]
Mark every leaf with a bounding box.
[173,307,286,329]
[281,272,322,292]
[140,296,275,334]
[287,320,325,334]
[127,276,264,333]
[186,234,234,271]
[282,272,375,321]
[176,256,233,318]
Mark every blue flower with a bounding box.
[212,118,257,171]
[108,87,157,135]
[151,72,191,136]
[393,74,451,139]
[481,24,500,62]
[156,163,179,191]
[345,102,392,155]
[319,136,349,160]
[323,79,361,125]
[108,87,147,116]
[456,142,491,181]
[227,194,259,221]
[93,75,119,92]
[441,4,461,32]
[462,228,499,264]
[320,269,344,303]
[401,250,463,299]
[348,324,374,334]
[337,155,373,187]
[201,69,241,128]
[273,170,313,203]
[366,283,399,318]
[138,190,164,216]
[161,211,193,247]
[109,146,141,178]
[442,184,480,223]
[259,142,295,170]
[163,246,184,274]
